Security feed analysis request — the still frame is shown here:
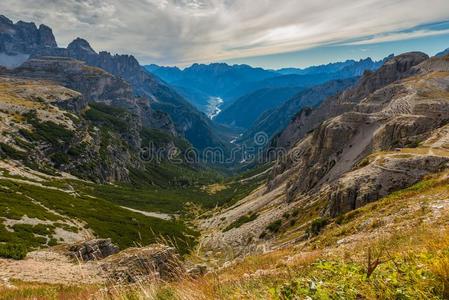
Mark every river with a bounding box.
[206,96,224,119]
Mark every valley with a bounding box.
[0,10,449,300]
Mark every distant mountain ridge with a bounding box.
[146,63,279,115]
[225,56,391,100]
[215,56,390,131]
[148,57,389,119]
[147,62,277,98]
[276,56,391,76]
[436,48,449,57]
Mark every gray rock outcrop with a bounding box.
[0,15,57,55]
[101,244,185,283]
[272,52,429,151]
[67,239,119,261]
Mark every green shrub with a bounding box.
[267,220,282,233]
[67,143,87,156]
[85,103,129,132]
[0,243,27,260]
[0,142,27,160]
[308,217,329,236]
[48,238,58,246]
[224,213,259,232]
[22,112,74,146]
[51,152,69,166]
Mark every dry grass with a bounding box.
[0,281,100,300]
[201,183,228,195]
[3,172,449,299]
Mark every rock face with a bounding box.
[187,264,208,278]
[201,53,449,253]
[35,38,228,152]
[67,239,119,261]
[327,154,449,216]
[12,53,175,133]
[0,15,57,54]
[253,78,357,149]
[274,52,429,149]
[436,48,449,58]
[271,53,446,204]
[101,244,185,283]
[0,57,188,183]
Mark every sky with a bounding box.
[1,0,449,69]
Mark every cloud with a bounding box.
[342,28,449,46]
[1,0,449,66]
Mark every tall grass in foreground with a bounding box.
[2,225,447,299]
[2,174,449,299]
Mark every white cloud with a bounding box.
[1,0,449,65]
[342,29,449,46]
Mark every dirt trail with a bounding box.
[239,167,272,183]
[119,206,174,220]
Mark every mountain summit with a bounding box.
[67,38,97,54]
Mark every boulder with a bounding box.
[101,244,185,283]
[327,154,449,216]
[187,264,208,278]
[67,239,119,261]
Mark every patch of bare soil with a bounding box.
[0,249,107,285]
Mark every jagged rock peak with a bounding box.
[68,37,96,54]
[0,15,57,52]
[0,15,13,25]
[436,48,449,58]
[383,51,429,69]
[344,51,428,101]
[38,24,57,48]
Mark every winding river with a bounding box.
[206,96,224,119]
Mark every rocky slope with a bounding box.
[271,52,429,151]
[0,56,190,183]
[40,38,229,152]
[200,52,449,257]
[436,47,449,57]
[0,15,229,152]
[239,78,357,146]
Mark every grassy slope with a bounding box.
[138,173,447,300]
[0,162,266,259]
[0,178,197,256]
[70,162,269,215]
[3,173,449,299]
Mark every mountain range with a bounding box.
[1,12,449,300]
[148,56,389,135]
[0,15,229,153]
